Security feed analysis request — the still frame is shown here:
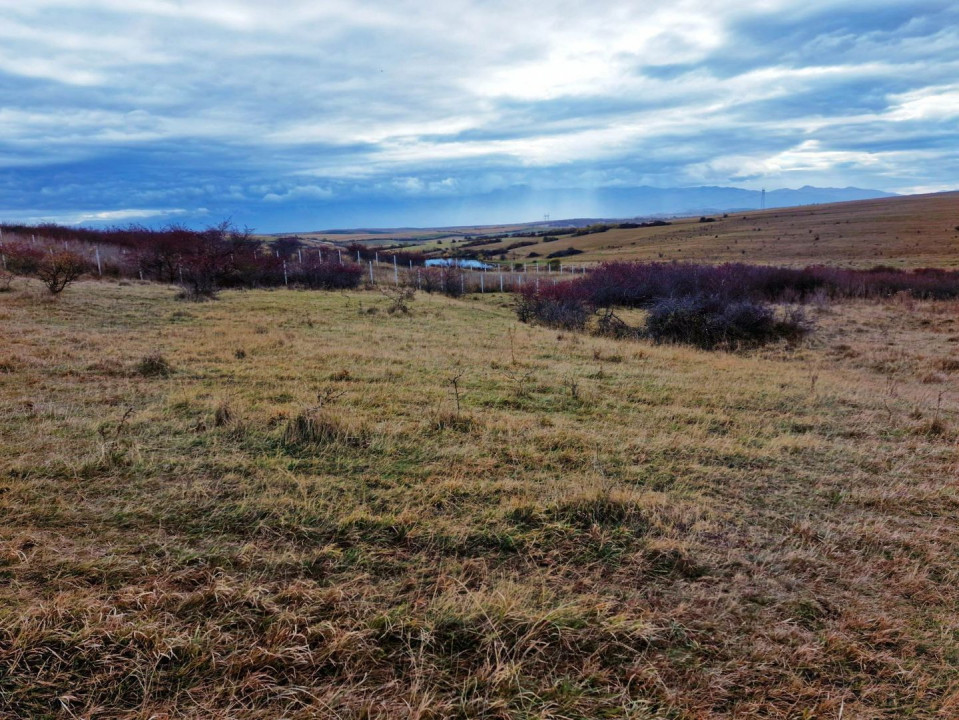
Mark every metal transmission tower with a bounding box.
[761,188,766,210]
[543,213,550,224]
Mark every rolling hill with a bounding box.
[454,191,959,269]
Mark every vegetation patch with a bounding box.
[134,353,173,377]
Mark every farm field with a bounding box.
[457,192,959,269]
[1,279,957,718]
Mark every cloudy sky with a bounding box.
[1,0,957,230]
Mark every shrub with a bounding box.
[35,250,92,294]
[515,282,591,330]
[295,259,363,290]
[569,261,959,308]
[546,247,583,259]
[3,243,44,276]
[645,295,808,350]
[4,244,91,294]
[418,265,464,297]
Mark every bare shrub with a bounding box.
[379,286,416,315]
[35,250,91,294]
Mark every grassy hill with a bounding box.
[1,280,957,717]
[457,192,959,269]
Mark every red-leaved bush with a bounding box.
[512,259,959,348]
[3,244,92,294]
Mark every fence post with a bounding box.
[338,249,342,264]
[369,261,374,284]
[95,246,102,276]
[499,273,503,292]
[460,274,464,295]
[283,261,288,286]
[480,273,484,292]
[298,249,302,264]
[393,256,398,284]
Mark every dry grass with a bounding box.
[467,191,959,269]
[1,279,958,718]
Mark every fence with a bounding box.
[0,231,593,294]
[360,254,591,294]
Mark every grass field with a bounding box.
[1,279,958,718]
[459,192,959,269]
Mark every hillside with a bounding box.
[455,192,959,269]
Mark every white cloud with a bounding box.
[887,84,959,121]
[0,0,956,223]
[263,185,334,202]
[3,208,191,224]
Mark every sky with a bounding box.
[1,0,957,230]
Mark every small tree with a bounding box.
[35,250,91,295]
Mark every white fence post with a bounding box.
[369,261,374,284]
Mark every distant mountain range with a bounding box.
[306,185,897,233]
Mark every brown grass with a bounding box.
[0,279,957,718]
[464,191,959,269]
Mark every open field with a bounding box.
[1,278,958,718]
[285,224,538,249]
[457,192,959,269]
